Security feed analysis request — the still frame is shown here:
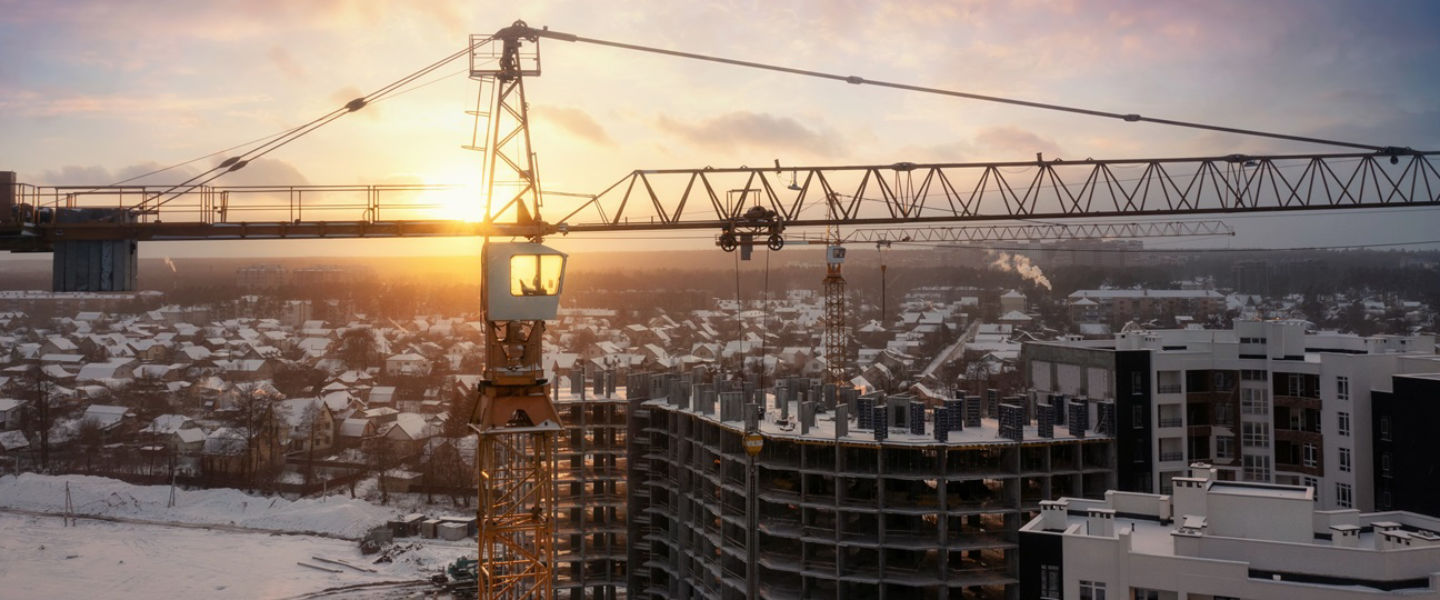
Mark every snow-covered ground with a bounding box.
[0,512,465,599]
[0,474,477,598]
[0,473,403,539]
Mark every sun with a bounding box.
[428,185,488,223]
[416,168,486,222]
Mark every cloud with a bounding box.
[35,163,201,186]
[208,157,310,186]
[973,126,1065,160]
[656,111,843,158]
[33,158,307,188]
[537,106,613,146]
[2,90,268,118]
[268,45,307,81]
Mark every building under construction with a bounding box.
[553,371,629,600]
[623,373,1116,600]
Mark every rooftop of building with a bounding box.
[641,389,1111,449]
[1026,320,1437,357]
[1068,289,1224,299]
[1023,465,1440,592]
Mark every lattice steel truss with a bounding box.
[469,24,557,600]
[476,428,557,600]
[550,152,1440,233]
[823,261,847,386]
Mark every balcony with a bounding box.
[1158,451,1185,462]
[1158,417,1184,428]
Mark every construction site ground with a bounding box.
[0,474,473,598]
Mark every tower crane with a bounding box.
[4,20,1439,600]
[445,23,1432,600]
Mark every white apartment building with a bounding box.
[1021,320,1438,512]
[1020,465,1440,600]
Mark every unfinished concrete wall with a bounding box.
[628,375,1118,600]
[554,371,629,600]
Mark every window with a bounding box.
[1216,436,1235,459]
[1130,371,1143,395]
[1304,476,1319,502]
[1337,482,1353,508]
[1079,580,1107,600]
[1132,404,1144,428]
[1339,447,1351,472]
[1243,454,1272,482]
[1214,402,1234,426]
[1288,373,1303,396]
[1336,376,1350,401]
[1040,565,1061,600]
[1380,416,1391,441]
[1242,422,1269,448]
[1215,370,1236,392]
[1302,443,1318,468]
[509,254,564,296]
[1241,388,1269,415]
[1382,453,1392,478]
[1338,412,1350,437]
[1157,371,1182,394]
[1242,369,1267,381]
[1134,590,1161,600]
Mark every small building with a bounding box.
[0,398,25,430]
[385,353,431,377]
[0,430,29,455]
[1019,465,1440,600]
[82,404,133,432]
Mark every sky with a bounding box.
[2,0,1439,259]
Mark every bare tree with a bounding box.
[75,417,104,473]
[225,382,279,487]
[18,365,55,471]
[364,434,397,505]
[340,327,377,371]
[126,372,169,420]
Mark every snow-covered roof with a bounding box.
[1068,289,1223,300]
[142,414,194,435]
[76,360,133,382]
[203,428,247,456]
[0,430,28,451]
[83,404,132,429]
[339,418,372,437]
[175,428,206,445]
[368,386,396,404]
[383,413,433,441]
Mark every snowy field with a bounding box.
[0,513,440,598]
[0,474,475,598]
[0,473,399,539]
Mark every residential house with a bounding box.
[0,430,28,456]
[386,353,431,377]
[0,398,24,430]
[140,414,206,454]
[82,404,134,433]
